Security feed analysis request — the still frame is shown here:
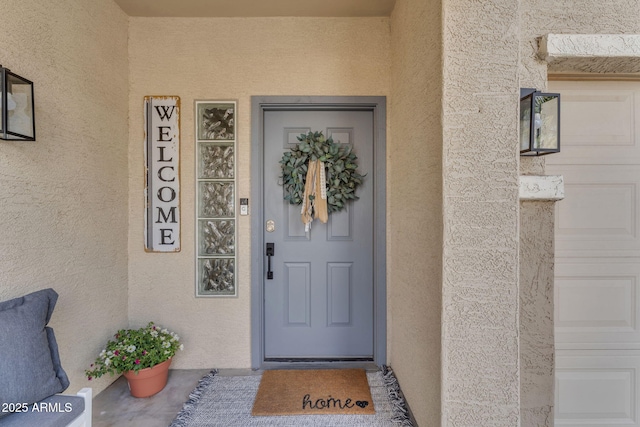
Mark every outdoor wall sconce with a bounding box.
[520,88,559,156]
[1,65,35,141]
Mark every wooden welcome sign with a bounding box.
[144,96,180,252]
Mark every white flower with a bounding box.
[107,351,113,357]
[127,345,136,353]
[99,350,106,358]
[150,330,158,338]
[162,341,171,348]
[161,328,168,334]
[104,358,111,366]
[179,344,184,351]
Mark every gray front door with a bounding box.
[262,109,375,359]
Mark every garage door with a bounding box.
[547,80,640,426]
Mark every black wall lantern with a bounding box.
[520,88,559,156]
[1,65,35,141]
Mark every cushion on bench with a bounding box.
[0,289,70,419]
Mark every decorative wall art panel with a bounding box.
[144,96,180,253]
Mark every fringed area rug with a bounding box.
[170,366,413,426]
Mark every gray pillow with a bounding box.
[0,288,69,418]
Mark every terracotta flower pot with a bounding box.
[123,358,172,398]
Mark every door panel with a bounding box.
[556,351,640,426]
[553,165,640,258]
[550,82,640,163]
[555,261,640,348]
[263,109,374,359]
[548,80,640,426]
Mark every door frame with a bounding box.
[250,96,387,369]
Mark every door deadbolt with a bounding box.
[266,219,275,233]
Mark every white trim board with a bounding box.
[519,175,564,201]
[539,34,640,74]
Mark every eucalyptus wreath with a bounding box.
[280,131,365,214]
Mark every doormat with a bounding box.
[170,366,413,426]
[251,369,375,416]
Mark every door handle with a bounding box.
[266,243,274,280]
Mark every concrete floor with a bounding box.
[92,365,396,426]
[93,369,212,426]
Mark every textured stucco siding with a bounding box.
[389,0,442,425]
[520,201,555,427]
[519,2,640,425]
[540,34,640,74]
[520,0,640,85]
[442,0,521,425]
[0,0,129,396]
[127,17,390,370]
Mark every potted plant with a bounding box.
[86,322,184,397]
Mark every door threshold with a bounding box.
[261,359,379,371]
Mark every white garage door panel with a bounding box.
[555,262,640,348]
[556,351,640,426]
[551,165,640,257]
[549,80,640,427]
[546,81,640,164]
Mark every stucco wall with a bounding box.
[518,2,640,425]
[520,0,640,87]
[389,0,442,425]
[127,17,390,369]
[519,201,555,426]
[441,0,521,424]
[0,0,129,395]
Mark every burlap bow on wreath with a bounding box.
[280,131,365,231]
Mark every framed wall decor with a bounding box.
[144,96,180,253]
[195,100,237,297]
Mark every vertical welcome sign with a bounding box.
[144,96,180,252]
